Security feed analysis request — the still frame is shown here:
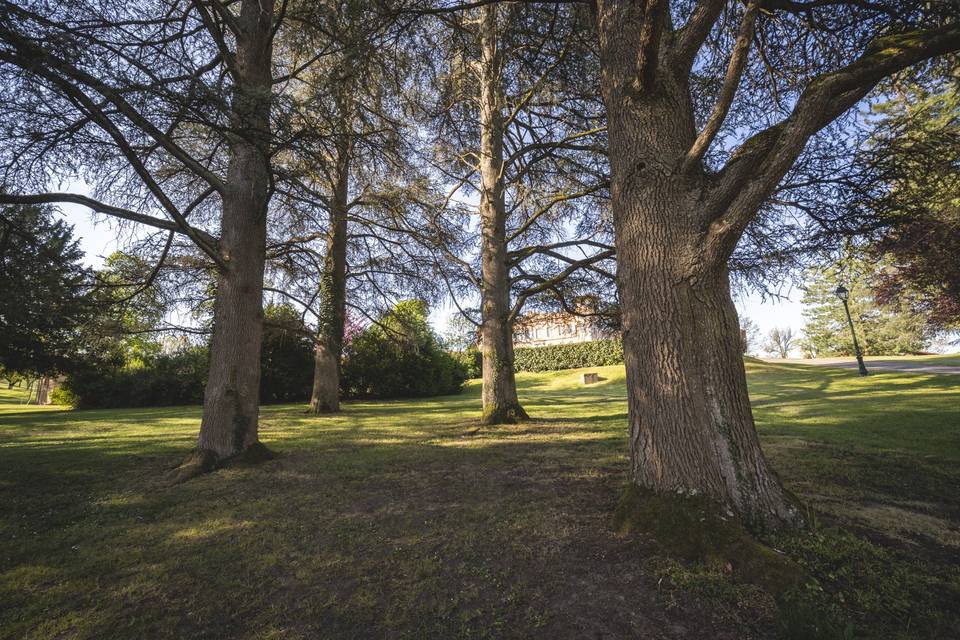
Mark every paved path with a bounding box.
[765,358,960,376]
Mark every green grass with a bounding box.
[0,384,62,415]
[1,361,958,639]
[859,353,960,366]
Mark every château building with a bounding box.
[513,311,614,347]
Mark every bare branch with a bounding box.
[673,0,725,71]
[0,192,219,248]
[682,0,760,173]
[703,25,960,266]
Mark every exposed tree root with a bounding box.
[614,484,811,598]
[166,442,275,485]
[481,403,530,426]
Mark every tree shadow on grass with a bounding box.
[1,419,735,640]
[4,365,959,640]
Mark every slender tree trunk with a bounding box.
[33,376,49,405]
[310,141,350,414]
[478,4,527,425]
[597,6,797,528]
[192,0,274,467]
[22,377,34,404]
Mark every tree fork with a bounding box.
[591,0,960,530]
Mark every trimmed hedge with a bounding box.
[514,338,623,372]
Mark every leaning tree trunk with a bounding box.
[192,0,274,469]
[310,141,350,414]
[478,4,527,425]
[597,7,797,529]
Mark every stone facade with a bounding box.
[513,311,611,347]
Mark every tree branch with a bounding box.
[0,192,221,255]
[508,247,615,322]
[635,0,669,91]
[0,10,228,193]
[702,25,960,266]
[682,0,759,173]
[673,0,725,72]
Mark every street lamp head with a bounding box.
[835,284,849,302]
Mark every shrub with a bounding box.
[49,385,76,406]
[513,338,623,372]
[60,317,315,409]
[259,304,314,403]
[451,347,482,379]
[60,346,208,409]
[340,300,468,399]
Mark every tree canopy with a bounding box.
[800,259,934,357]
[0,203,90,376]
[860,78,960,330]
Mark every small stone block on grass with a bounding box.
[581,372,599,385]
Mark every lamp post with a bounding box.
[834,284,869,376]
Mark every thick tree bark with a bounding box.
[478,5,527,425]
[194,0,274,465]
[595,1,960,528]
[310,141,350,414]
[596,1,798,529]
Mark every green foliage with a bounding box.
[864,79,960,329]
[0,365,24,389]
[450,346,482,379]
[59,347,209,409]
[0,203,92,375]
[341,300,468,398]
[513,338,623,372]
[48,384,77,406]
[84,251,171,365]
[60,304,314,408]
[800,259,933,357]
[259,303,314,403]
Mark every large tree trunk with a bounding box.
[597,4,797,529]
[198,178,268,459]
[478,4,527,425]
[192,0,274,469]
[310,141,349,414]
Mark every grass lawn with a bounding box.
[0,384,61,415]
[1,361,958,639]
[813,354,960,367]
[861,353,960,367]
